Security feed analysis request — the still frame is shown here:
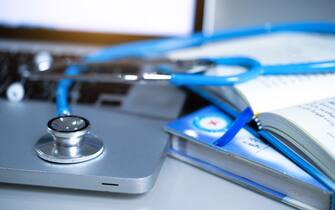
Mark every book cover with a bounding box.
[166,105,332,210]
[167,106,325,188]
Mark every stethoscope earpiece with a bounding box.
[35,115,104,164]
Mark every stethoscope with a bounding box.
[34,21,335,164]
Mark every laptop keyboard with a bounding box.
[0,49,138,108]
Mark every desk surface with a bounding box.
[0,157,295,210]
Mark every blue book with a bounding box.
[165,106,333,210]
[189,86,335,191]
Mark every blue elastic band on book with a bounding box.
[213,107,254,147]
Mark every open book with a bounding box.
[259,97,335,182]
[165,106,332,210]
[168,32,335,182]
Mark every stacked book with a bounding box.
[165,31,335,210]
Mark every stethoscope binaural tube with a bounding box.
[55,21,335,116]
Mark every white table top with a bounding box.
[0,157,295,210]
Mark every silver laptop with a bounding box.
[0,0,201,194]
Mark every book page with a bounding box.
[168,32,335,114]
[271,97,335,161]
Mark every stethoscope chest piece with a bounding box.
[35,115,104,164]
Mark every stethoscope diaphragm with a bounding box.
[35,115,104,164]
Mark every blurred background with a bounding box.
[0,0,334,44]
[0,0,334,106]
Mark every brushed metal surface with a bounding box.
[0,99,169,194]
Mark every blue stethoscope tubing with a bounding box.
[57,21,335,115]
[169,57,335,86]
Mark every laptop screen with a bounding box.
[0,0,196,36]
